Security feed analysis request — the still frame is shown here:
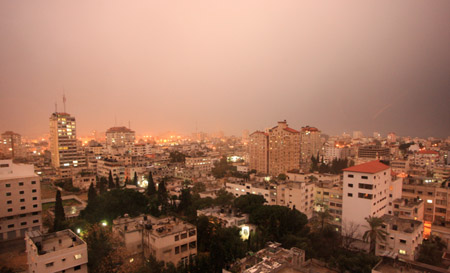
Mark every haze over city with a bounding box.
[1,0,450,138]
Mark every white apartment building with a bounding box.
[287,171,340,184]
[414,150,440,169]
[113,215,197,266]
[0,160,42,241]
[225,180,315,218]
[185,156,213,175]
[26,229,88,273]
[390,159,410,174]
[342,161,393,239]
[376,215,423,261]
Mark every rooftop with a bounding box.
[27,229,85,255]
[0,160,38,180]
[381,214,422,233]
[343,160,390,174]
[106,126,135,133]
[418,150,439,155]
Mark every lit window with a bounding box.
[427,200,433,204]
[74,254,82,260]
[399,249,406,255]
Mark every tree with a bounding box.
[98,177,107,194]
[157,179,169,213]
[53,190,66,231]
[115,175,120,188]
[146,172,156,196]
[341,221,360,250]
[362,216,388,255]
[192,182,206,194]
[88,182,97,204]
[233,194,265,214]
[417,235,446,266]
[316,208,332,231]
[108,171,114,189]
[169,151,186,163]
[133,172,138,186]
[277,173,287,181]
[214,188,235,207]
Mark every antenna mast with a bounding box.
[63,92,67,113]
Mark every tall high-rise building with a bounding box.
[300,126,322,163]
[249,121,300,176]
[49,112,80,168]
[248,131,269,174]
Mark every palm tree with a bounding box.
[363,216,388,254]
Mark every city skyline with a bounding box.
[1,1,450,138]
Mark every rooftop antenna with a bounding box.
[54,101,58,113]
[63,92,67,113]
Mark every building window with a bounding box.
[21,206,25,210]
[6,184,10,187]
[74,265,81,271]
[7,208,12,212]
[189,241,196,249]
[348,183,353,188]
[33,220,39,223]
[20,199,25,202]
[8,224,14,228]
[74,254,82,260]
[361,176,368,179]
[189,230,196,237]
[7,200,12,204]
[19,191,24,194]
[32,212,38,215]
[33,204,38,208]
[392,225,398,231]
[181,233,187,239]
[358,183,373,190]
[175,235,179,241]
[175,246,180,254]
[45,262,54,267]
[31,181,36,185]
[399,249,406,255]
[21,222,27,226]
[6,192,11,196]
[181,244,188,252]
[32,197,37,200]
[348,174,354,178]
[400,239,406,244]
[358,193,373,199]
[19,182,24,186]
[32,189,37,193]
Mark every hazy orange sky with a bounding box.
[1,1,449,138]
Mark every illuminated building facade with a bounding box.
[248,131,269,174]
[0,131,24,158]
[49,112,81,169]
[105,126,135,149]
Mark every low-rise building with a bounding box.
[376,215,423,261]
[97,157,125,183]
[72,169,96,190]
[25,229,88,273]
[113,215,197,266]
[390,198,424,221]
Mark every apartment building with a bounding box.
[0,131,24,158]
[414,150,440,169]
[26,229,88,273]
[97,157,125,183]
[72,169,96,190]
[402,177,450,225]
[357,145,390,160]
[342,161,397,239]
[113,215,197,266]
[248,121,300,176]
[185,156,213,176]
[197,207,249,228]
[390,159,410,174]
[433,166,450,183]
[0,160,42,241]
[390,198,424,222]
[287,171,340,184]
[315,180,344,228]
[225,180,315,218]
[300,126,322,163]
[376,215,423,261]
[105,126,135,149]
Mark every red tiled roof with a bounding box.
[343,160,390,174]
[301,126,319,132]
[284,127,300,133]
[418,150,439,155]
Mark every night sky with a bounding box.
[1,1,449,138]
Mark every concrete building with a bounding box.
[106,126,135,149]
[433,166,450,183]
[268,121,300,176]
[315,180,344,228]
[376,215,423,261]
[248,131,269,174]
[185,156,213,176]
[113,215,197,266]
[414,150,440,169]
[287,171,340,184]
[390,159,410,174]
[72,169,96,190]
[342,161,394,239]
[49,112,84,169]
[390,198,424,222]
[25,229,88,273]
[300,126,322,164]
[249,121,300,176]
[225,180,315,218]
[97,157,125,184]
[357,145,390,160]
[0,160,42,241]
[0,131,24,158]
